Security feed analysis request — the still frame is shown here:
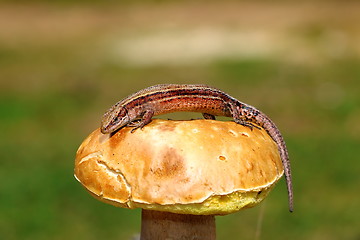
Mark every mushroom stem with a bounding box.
[140,210,216,240]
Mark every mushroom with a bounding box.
[74,119,284,240]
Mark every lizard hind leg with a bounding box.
[202,113,216,120]
[227,103,261,130]
[234,118,261,130]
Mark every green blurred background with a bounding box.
[0,0,359,239]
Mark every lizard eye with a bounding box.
[113,115,121,124]
[113,108,127,123]
[113,107,130,126]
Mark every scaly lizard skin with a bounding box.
[101,84,294,212]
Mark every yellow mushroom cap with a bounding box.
[74,119,284,215]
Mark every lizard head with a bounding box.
[100,105,129,134]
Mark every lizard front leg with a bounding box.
[128,109,154,133]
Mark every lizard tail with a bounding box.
[255,113,294,212]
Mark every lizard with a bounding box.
[100,84,294,212]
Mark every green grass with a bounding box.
[0,8,359,239]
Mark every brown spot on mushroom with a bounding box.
[245,160,254,172]
[241,132,249,137]
[158,122,176,132]
[218,155,226,161]
[109,128,128,150]
[153,147,185,178]
[228,130,237,137]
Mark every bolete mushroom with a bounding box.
[74,119,284,239]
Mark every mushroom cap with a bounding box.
[74,119,283,215]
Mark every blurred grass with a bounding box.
[0,1,360,240]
